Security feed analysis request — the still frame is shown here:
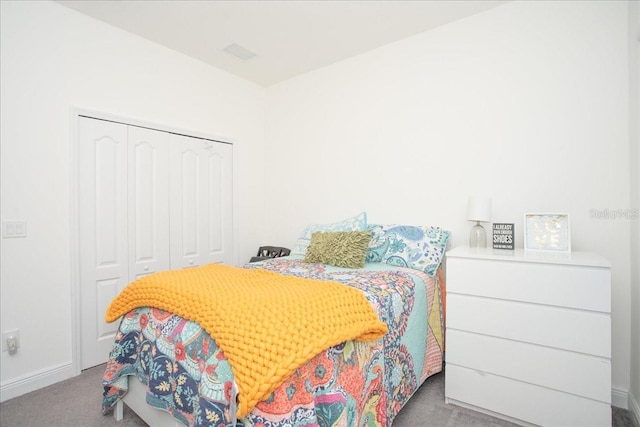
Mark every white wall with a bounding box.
[265,0,635,409]
[0,0,266,399]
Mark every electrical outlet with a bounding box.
[2,330,20,354]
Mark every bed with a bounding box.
[102,215,450,427]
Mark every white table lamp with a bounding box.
[467,196,492,248]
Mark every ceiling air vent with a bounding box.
[222,43,257,61]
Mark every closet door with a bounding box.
[79,117,128,369]
[79,120,172,368]
[205,140,233,264]
[78,117,234,369]
[127,126,171,280]
[169,134,233,268]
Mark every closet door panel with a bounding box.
[128,126,171,280]
[170,135,207,268]
[181,148,201,260]
[170,135,233,268]
[206,142,233,264]
[79,117,128,369]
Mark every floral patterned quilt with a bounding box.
[102,258,444,427]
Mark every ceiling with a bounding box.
[57,0,508,87]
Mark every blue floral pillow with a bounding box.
[292,212,367,256]
[366,224,451,276]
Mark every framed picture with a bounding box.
[524,213,571,252]
[492,223,514,250]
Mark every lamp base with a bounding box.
[469,222,487,248]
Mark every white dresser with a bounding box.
[444,246,611,427]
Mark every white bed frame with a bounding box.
[114,374,239,426]
[114,375,183,427]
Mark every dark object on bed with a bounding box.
[249,246,290,262]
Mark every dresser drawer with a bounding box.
[446,294,611,357]
[445,365,612,427]
[446,257,610,312]
[446,329,611,403]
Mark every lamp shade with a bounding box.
[467,196,492,222]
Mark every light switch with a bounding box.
[2,221,27,238]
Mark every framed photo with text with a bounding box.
[493,223,515,250]
[524,213,571,252]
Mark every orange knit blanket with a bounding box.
[105,263,387,418]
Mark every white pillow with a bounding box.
[291,212,367,256]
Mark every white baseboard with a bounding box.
[613,386,630,409]
[629,389,640,427]
[0,362,75,403]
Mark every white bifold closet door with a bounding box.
[79,118,129,370]
[128,125,171,281]
[78,116,233,369]
[169,134,233,269]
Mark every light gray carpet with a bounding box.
[0,364,637,426]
